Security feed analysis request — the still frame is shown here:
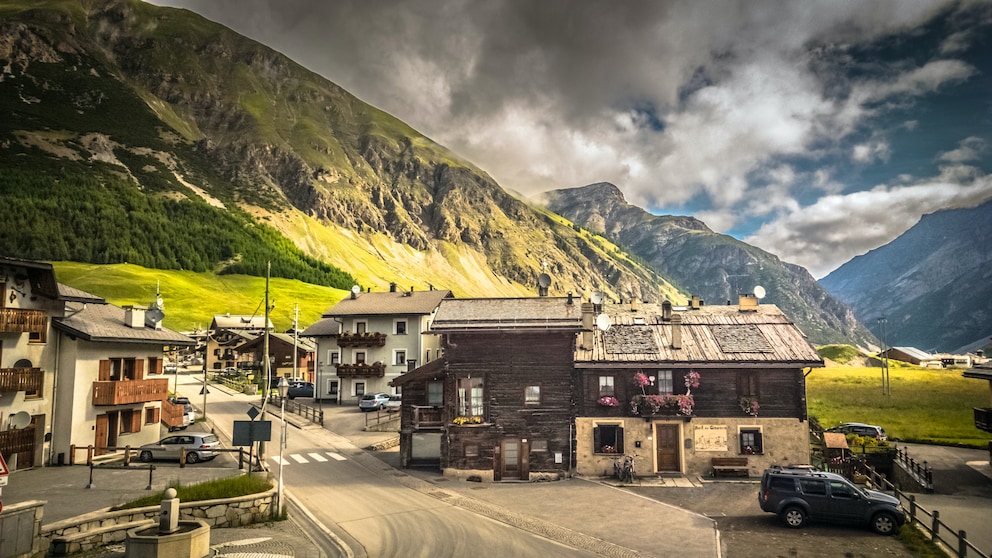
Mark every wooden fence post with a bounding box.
[931,510,940,543]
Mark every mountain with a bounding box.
[0,0,680,303]
[820,199,992,353]
[540,183,876,347]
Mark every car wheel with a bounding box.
[185,451,200,464]
[781,506,807,529]
[139,451,153,463]
[871,512,899,535]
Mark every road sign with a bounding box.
[0,452,8,488]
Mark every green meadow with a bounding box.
[807,362,992,448]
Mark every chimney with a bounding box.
[738,293,759,311]
[670,314,682,349]
[689,295,704,310]
[581,302,595,349]
[662,300,672,321]
[389,282,397,292]
[567,292,574,305]
[630,297,638,312]
[124,305,146,329]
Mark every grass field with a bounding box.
[808,362,992,448]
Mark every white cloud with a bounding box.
[938,137,987,163]
[744,169,992,278]
[852,139,891,163]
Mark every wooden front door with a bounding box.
[499,438,527,480]
[94,414,109,456]
[655,423,681,472]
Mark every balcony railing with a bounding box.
[974,407,992,432]
[336,332,387,347]
[92,378,169,406]
[0,308,46,333]
[410,406,444,429]
[0,367,43,393]
[335,362,386,378]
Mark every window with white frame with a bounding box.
[355,382,365,396]
[427,381,443,406]
[356,321,367,334]
[598,375,615,397]
[327,349,339,365]
[457,376,484,417]
[394,349,406,366]
[593,422,624,454]
[656,370,673,394]
[327,379,339,396]
[524,385,541,405]
[355,351,366,364]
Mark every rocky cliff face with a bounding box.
[542,183,876,347]
[820,198,992,352]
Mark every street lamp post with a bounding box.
[276,376,289,517]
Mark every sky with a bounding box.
[149,0,992,278]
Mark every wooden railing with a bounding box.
[0,427,35,455]
[268,395,324,426]
[335,362,386,378]
[0,308,46,333]
[974,408,992,432]
[0,367,43,393]
[410,406,443,429]
[335,332,387,347]
[92,378,169,405]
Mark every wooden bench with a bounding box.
[711,457,749,477]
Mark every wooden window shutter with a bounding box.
[134,359,144,380]
[129,410,141,432]
[99,360,111,381]
[593,426,602,451]
[152,357,163,375]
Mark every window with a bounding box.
[101,358,142,381]
[524,385,541,405]
[427,381,443,407]
[593,423,624,454]
[327,350,340,365]
[394,350,406,366]
[145,407,159,425]
[29,322,47,343]
[656,370,673,394]
[356,321,367,334]
[457,376,484,417]
[531,440,548,452]
[829,480,857,499]
[425,349,431,363]
[799,478,827,496]
[355,351,366,364]
[737,371,759,398]
[395,320,407,335]
[465,444,479,457]
[121,409,139,433]
[327,379,338,396]
[740,428,763,454]
[355,382,365,396]
[598,376,615,397]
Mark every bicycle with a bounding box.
[613,454,637,483]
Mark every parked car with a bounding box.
[826,423,887,441]
[287,382,314,399]
[758,466,905,535]
[164,363,179,374]
[221,367,239,376]
[383,394,402,412]
[138,433,220,464]
[358,393,391,411]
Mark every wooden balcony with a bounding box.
[161,399,186,429]
[974,407,992,433]
[0,308,46,333]
[410,406,444,429]
[92,378,169,406]
[0,367,43,393]
[336,332,387,347]
[335,362,386,378]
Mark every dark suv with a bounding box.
[758,466,905,535]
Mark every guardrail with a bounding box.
[268,395,324,426]
[848,457,986,558]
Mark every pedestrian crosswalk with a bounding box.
[270,451,348,465]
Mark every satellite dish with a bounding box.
[590,291,604,305]
[596,314,612,331]
[9,411,30,429]
[753,285,766,299]
[351,285,361,294]
[538,273,551,288]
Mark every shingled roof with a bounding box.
[322,289,453,317]
[575,302,822,368]
[53,299,194,346]
[429,297,584,332]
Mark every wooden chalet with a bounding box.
[393,296,583,481]
[574,295,823,479]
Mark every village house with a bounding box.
[204,314,272,373]
[236,331,315,384]
[394,292,823,482]
[302,284,452,404]
[393,296,583,480]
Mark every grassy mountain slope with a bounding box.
[541,183,877,347]
[0,0,681,308]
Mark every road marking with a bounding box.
[328,452,346,461]
[270,456,289,465]
[308,453,328,462]
[291,454,309,464]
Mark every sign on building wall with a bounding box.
[694,424,728,451]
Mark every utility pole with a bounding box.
[259,262,271,464]
[293,303,299,381]
[877,316,890,396]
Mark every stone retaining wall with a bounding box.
[40,484,276,556]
